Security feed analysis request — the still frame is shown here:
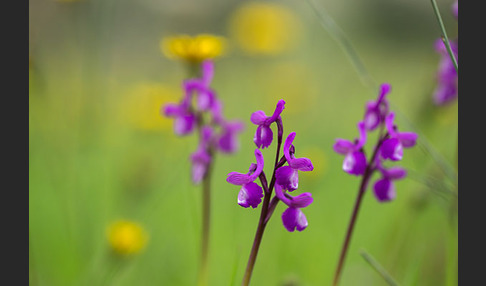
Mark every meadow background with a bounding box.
[29,0,458,285]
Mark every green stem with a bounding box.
[429,0,458,72]
[197,161,212,286]
[360,249,400,286]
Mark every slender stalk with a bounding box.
[360,249,400,286]
[332,135,385,286]
[430,0,458,72]
[241,120,284,286]
[198,161,212,286]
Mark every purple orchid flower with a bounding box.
[380,112,418,161]
[190,127,213,184]
[275,184,313,232]
[183,60,216,111]
[364,83,391,131]
[250,100,286,149]
[163,98,196,136]
[373,164,407,202]
[333,121,368,176]
[452,1,458,19]
[217,121,245,153]
[433,39,458,105]
[275,132,314,191]
[226,149,265,208]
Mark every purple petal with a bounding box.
[163,103,182,117]
[385,112,397,137]
[226,172,251,185]
[355,121,367,149]
[333,139,354,155]
[287,192,313,208]
[282,207,308,232]
[452,1,458,19]
[380,138,403,161]
[211,99,224,124]
[267,99,286,123]
[197,89,215,111]
[289,157,314,172]
[201,126,213,144]
[190,150,211,184]
[383,167,407,180]
[274,183,291,205]
[343,151,367,176]
[433,83,457,106]
[373,178,396,202]
[249,149,265,181]
[201,60,214,86]
[378,83,391,103]
[254,124,273,149]
[237,182,263,208]
[283,132,296,162]
[250,111,267,125]
[174,114,196,135]
[275,166,299,192]
[397,132,418,148]
[218,131,238,153]
[364,103,380,131]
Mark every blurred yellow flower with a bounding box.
[107,220,148,256]
[228,2,302,55]
[119,83,179,131]
[161,34,226,63]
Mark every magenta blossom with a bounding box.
[183,60,216,111]
[275,184,313,232]
[162,99,196,136]
[190,127,213,184]
[250,100,286,149]
[333,121,367,176]
[364,83,391,131]
[373,163,407,202]
[275,132,314,191]
[380,112,417,161]
[226,149,264,208]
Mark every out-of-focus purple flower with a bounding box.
[364,83,391,131]
[190,127,214,183]
[275,184,313,232]
[452,1,458,19]
[333,121,368,176]
[226,149,265,208]
[373,164,407,202]
[433,38,458,105]
[217,121,245,153]
[183,60,217,111]
[251,100,286,149]
[163,99,196,135]
[275,132,314,191]
[380,112,417,161]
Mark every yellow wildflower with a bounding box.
[161,34,226,63]
[107,220,148,256]
[228,2,302,55]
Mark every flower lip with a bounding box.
[226,149,264,185]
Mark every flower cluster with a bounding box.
[162,60,244,183]
[333,83,418,202]
[432,0,458,106]
[226,100,314,232]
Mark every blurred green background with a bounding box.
[29,0,458,285]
